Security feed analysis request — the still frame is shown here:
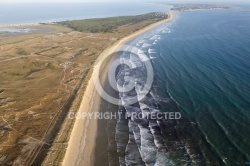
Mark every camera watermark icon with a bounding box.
[93,44,154,106]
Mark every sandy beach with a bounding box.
[62,11,174,166]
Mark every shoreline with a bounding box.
[62,11,174,166]
[0,23,41,28]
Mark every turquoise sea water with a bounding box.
[106,9,250,166]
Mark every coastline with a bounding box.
[62,11,174,166]
[0,23,41,28]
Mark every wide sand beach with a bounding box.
[62,11,174,166]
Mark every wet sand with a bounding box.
[62,12,174,166]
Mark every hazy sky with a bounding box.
[0,0,249,3]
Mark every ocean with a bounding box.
[102,9,250,165]
[0,2,169,25]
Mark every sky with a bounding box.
[0,0,249,3]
